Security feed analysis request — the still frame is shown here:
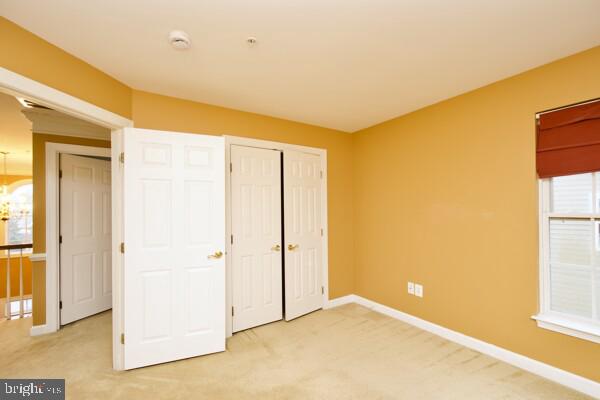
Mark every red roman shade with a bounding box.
[536,99,600,178]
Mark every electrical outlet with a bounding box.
[415,284,423,298]
[408,281,415,295]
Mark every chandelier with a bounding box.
[0,151,31,223]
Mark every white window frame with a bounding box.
[534,178,600,344]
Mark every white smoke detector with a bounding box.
[169,30,191,50]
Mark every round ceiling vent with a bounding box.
[169,30,191,50]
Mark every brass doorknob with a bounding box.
[287,244,299,251]
[208,251,223,259]
[271,245,281,251]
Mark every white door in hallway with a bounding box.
[60,154,112,325]
[283,150,323,320]
[231,145,282,332]
[122,128,225,370]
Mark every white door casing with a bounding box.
[284,150,323,320]
[60,154,112,325]
[231,145,283,332]
[122,128,225,369]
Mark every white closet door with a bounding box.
[122,128,225,370]
[60,154,112,325]
[283,150,323,320]
[231,145,283,332]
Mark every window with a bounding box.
[5,181,33,253]
[536,173,600,343]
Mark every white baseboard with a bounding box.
[324,294,357,309]
[326,294,600,399]
[30,324,57,336]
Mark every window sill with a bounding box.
[532,314,600,344]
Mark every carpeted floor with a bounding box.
[1,303,592,399]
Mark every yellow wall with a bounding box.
[353,45,600,382]
[0,17,132,119]
[132,90,355,299]
[31,134,110,325]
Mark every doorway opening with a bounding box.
[0,66,132,370]
[1,91,113,329]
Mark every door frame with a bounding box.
[0,67,132,370]
[224,135,329,337]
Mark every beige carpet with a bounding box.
[0,304,592,400]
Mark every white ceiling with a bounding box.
[2,1,600,132]
[0,92,31,175]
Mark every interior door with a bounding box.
[60,154,112,325]
[122,128,225,369]
[283,150,323,320]
[231,145,282,332]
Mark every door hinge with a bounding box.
[120,333,125,345]
[119,152,124,163]
[232,307,235,317]
[120,242,125,253]
[59,170,63,179]
[231,234,234,245]
[320,228,323,237]
[59,300,63,309]
[59,235,63,244]
[230,162,232,173]
[321,286,324,295]
[320,170,323,179]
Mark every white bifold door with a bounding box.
[284,150,323,321]
[60,154,112,325]
[122,128,225,369]
[231,145,283,332]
